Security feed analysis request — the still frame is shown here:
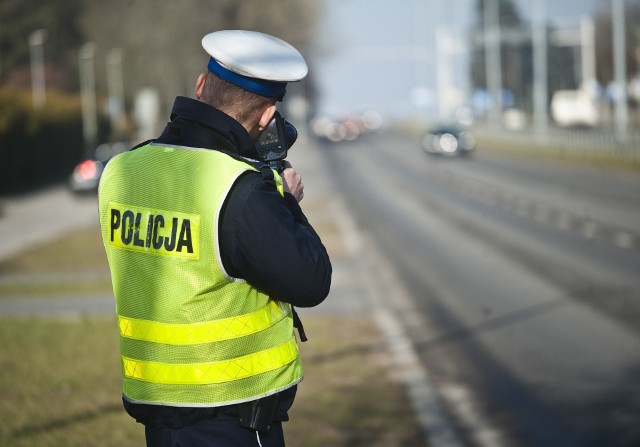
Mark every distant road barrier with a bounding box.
[473,125,640,163]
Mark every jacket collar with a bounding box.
[159,96,257,159]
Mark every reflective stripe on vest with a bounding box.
[118,300,287,345]
[122,336,298,385]
[272,169,284,196]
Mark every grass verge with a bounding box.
[0,316,425,447]
[474,134,640,174]
[0,227,112,297]
[0,225,427,446]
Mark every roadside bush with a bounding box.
[0,89,86,194]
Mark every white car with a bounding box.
[550,90,599,128]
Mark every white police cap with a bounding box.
[202,30,308,99]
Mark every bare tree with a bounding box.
[80,0,321,121]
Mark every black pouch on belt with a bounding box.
[237,393,279,432]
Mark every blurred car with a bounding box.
[310,110,382,143]
[421,125,475,157]
[68,142,129,193]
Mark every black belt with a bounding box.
[124,395,279,431]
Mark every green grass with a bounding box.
[0,227,108,275]
[0,227,112,297]
[288,318,426,447]
[0,316,425,447]
[0,225,427,447]
[474,134,640,174]
[0,317,140,447]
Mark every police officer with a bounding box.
[98,30,332,447]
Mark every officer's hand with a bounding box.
[281,162,304,203]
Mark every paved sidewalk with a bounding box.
[288,134,370,317]
[0,185,98,262]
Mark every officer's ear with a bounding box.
[194,73,207,100]
[258,105,277,131]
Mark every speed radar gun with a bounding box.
[255,111,298,173]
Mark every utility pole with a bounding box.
[580,16,597,91]
[484,0,502,127]
[612,0,628,141]
[107,48,126,135]
[29,29,47,109]
[79,43,98,156]
[532,0,548,140]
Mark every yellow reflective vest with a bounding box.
[98,142,301,407]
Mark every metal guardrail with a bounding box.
[473,125,640,162]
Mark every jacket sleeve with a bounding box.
[219,170,332,308]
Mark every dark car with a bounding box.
[421,125,475,157]
[68,142,129,193]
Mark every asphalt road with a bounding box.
[324,130,640,447]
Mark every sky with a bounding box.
[310,0,601,120]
